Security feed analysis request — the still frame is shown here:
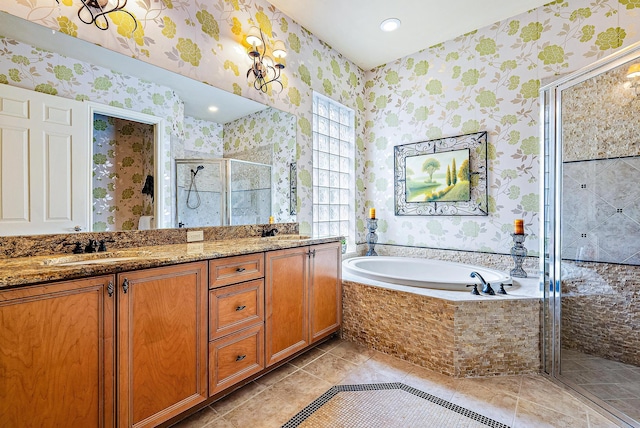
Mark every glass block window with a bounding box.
[312,92,355,251]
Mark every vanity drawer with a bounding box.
[210,279,264,340]
[209,253,264,288]
[209,324,264,396]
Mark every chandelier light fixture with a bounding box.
[245,26,287,93]
[55,0,137,31]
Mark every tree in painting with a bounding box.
[422,158,440,182]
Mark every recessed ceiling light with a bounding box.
[380,18,401,32]
[208,106,219,112]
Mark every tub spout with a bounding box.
[470,271,495,295]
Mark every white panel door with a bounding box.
[0,85,88,236]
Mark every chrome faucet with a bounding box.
[261,227,278,237]
[470,271,495,295]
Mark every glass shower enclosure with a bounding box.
[175,158,271,227]
[541,42,640,427]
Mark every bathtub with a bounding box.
[342,256,512,291]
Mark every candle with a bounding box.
[514,219,524,235]
[369,208,376,219]
[269,216,274,224]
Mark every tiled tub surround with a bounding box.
[342,280,540,378]
[561,261,640,367]
[342,248,541,378]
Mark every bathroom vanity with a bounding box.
[0,235,341,428]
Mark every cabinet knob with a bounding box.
[107,281,114,297]
[122,278,129,294]
[236,267,246,272]
[236,305,246,311]
[236,355,246,362]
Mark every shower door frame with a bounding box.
[540,41,640,428]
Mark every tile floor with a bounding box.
[561,348,640,422]
[172,338,624,428]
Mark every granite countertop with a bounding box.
[0,235,341,289]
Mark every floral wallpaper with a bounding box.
[363,0,640,254]
[92,114,154,231]
[224,107,297,222]
[2,0,640,256]
[181,116,224,159]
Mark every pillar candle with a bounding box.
[514,219,524,235]
[369,208,376,219]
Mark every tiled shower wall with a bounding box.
[559,57,640,365]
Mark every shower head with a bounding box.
[191,165,205,176]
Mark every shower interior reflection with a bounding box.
[175,158,271,227]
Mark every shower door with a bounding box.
[542,43,640,427]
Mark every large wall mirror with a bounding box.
[0,12,296,235]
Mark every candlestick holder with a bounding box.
[510,233,528,278]
[366,218,378,256]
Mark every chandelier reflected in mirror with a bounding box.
[55,0,137,32]
[245,26,287,93]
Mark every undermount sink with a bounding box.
[42,251,151,266]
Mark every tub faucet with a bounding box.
[470,271,495,295]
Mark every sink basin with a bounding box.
[42,251,151,266]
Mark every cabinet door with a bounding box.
[309,242,342,342]
[0,276,115,428]
[117,262,207,428]
[265,246,309,367]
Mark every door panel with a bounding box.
[0,84,88,235]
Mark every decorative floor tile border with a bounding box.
[281,382,511,428]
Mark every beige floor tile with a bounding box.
[604,398,640,420]
[449,380,518,426]
[302,352,358,384]
[209,380,267,416]
[223,386,297,428]
[402,365,458,401]
[225,370,332,428]
[170,406,218,428]
[327,340,375,365]
[338,363,397,385]
[514,398,588,428]
[583,383,637,400]
[456,375,523,398]
[200,417,237,428]
[578,357,636,372]
[519,375,590,419]
[314,335,342,352]
[359,351,416,381]
[253,363,299,388]
[586,409,626,428]
[288,347,325,368]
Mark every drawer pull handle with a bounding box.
[236,267,246,272]
[236,305,246,311]
[236,355,246,362]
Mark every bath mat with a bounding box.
[282,383,510,428]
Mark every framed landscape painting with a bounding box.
[394,132,488,216]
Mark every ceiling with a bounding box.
[266,0,551,70]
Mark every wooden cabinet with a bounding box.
[208,254,265,395]
[117,262,208,428]
[0,276,115,428]
[309,242,342,342]
[265,242,341,367]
